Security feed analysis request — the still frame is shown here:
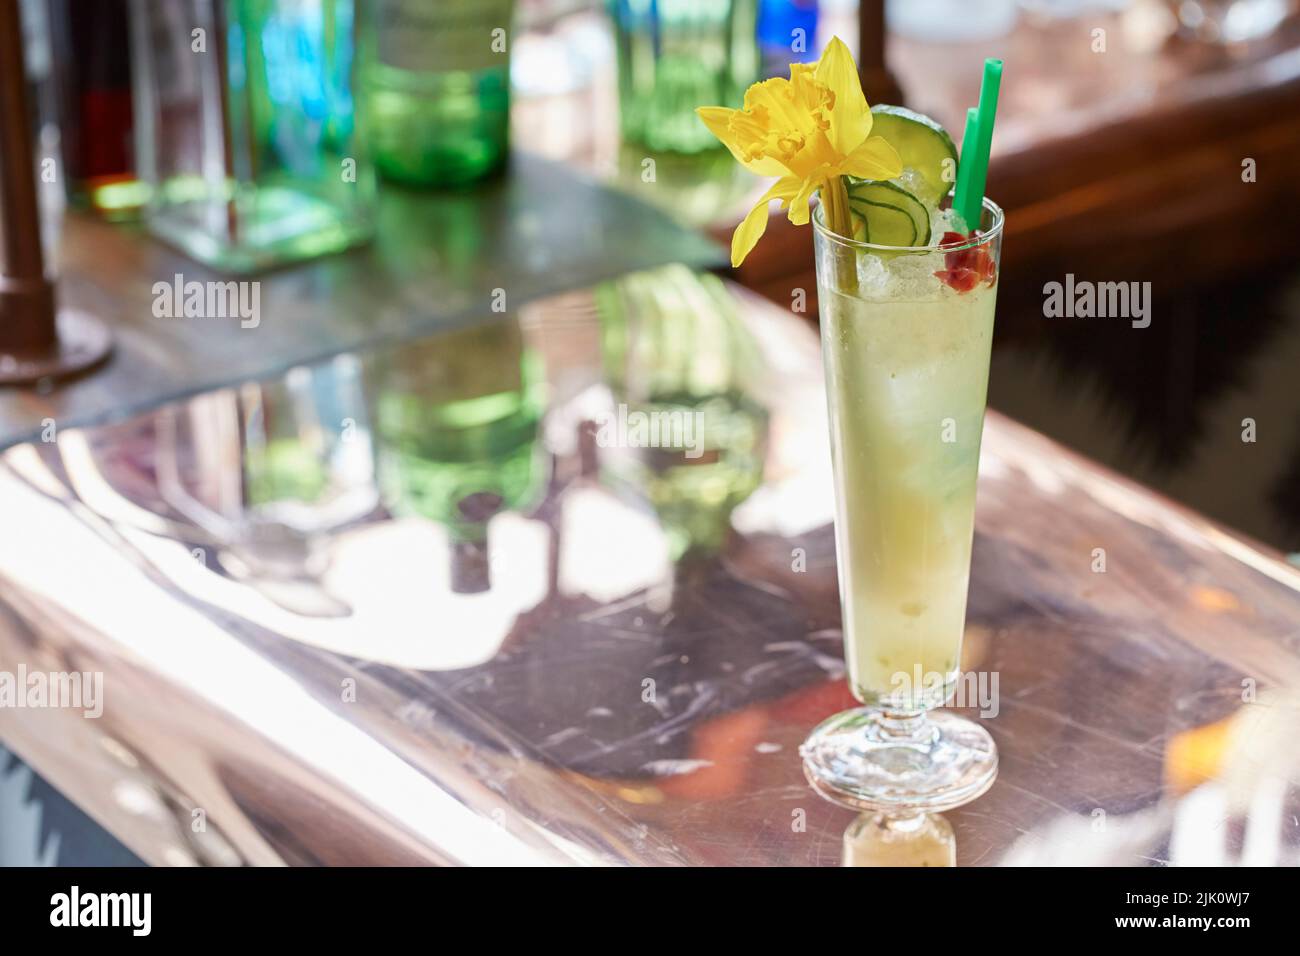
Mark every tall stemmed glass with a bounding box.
[800,198,1003,812]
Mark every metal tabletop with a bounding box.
[2,278,1298,866]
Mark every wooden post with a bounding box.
[0,0,110,386]
[858,0,904,106]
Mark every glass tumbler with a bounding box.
[130,0,374,272]
[609,0,759,155]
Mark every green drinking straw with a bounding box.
[952,108,979,227]
[953,58,1004,233]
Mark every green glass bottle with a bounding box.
[610,0,759,156]
[361,0,514,187]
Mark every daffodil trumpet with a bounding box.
[696,36,902,268]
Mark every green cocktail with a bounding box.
[819,236,997,709]
[802,199,1003,811]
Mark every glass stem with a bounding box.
[876,709,935,747]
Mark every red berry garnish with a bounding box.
[934,230,996,293]
[933,268,980,292]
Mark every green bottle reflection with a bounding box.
[612,142,755,229]
[371,320,544,592]
[596,266,768,560]
[238,357,377,538]
[245,438,330,507]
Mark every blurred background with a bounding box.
[21,0,1300,549]
[3,0,1300,867]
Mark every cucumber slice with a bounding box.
[846,180,931,247]
[869,105,959,209]
[845,194,914,247]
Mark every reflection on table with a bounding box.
[1,273,1299,865]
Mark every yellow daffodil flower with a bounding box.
[697,36,902,267]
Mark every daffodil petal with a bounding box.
[787,176,822,227]
[839,135,903,182]
[742,155,795,178]
[744,78,804,132]
[697,106,739,146]
[815,36,871,157]
[731,178,801,267]
[696,106,792,178]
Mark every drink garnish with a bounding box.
[934,231,997,292]
[846,180,930,246]
[696,37,902,266]
[866,105,958,210]
[700,41,1002,281]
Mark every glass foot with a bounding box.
[842,811,956,868]
[800,707,997,813]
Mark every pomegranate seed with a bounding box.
[934,230,996,292]
[934,268,980,293]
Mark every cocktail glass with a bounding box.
[800,197,1004,812]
